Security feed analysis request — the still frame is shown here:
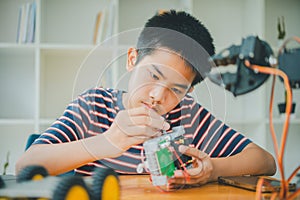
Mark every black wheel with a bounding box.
[92,168,120,200]
[52,176,92,200]
[17,165,48,182]
[0,176,5,188]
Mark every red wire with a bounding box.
[171,147,191,178]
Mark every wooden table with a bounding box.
[119,175,258,200]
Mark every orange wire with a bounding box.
[269,73,287,198]
[269,75,280,163]
[278,36,300,54]
[287,166,300,183]
[287,188,300,200]
[270,192,279,200]
[244,60,293,199]
[255,177,264,200]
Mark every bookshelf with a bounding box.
[0,0,299,179]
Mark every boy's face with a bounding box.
[124,48,196,115]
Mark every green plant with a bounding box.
[277,16,286,40]
[2,151,9,175]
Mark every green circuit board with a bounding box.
[156,148,176,177]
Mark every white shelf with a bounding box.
[265,117,300,125]
[39,118,56,125]
[0,43,36,49]
[0,119,35,125]
[40,44,95,51]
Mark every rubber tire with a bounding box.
[17,165,48,183]
[0,176,5,188]
[52,176,92,200]
[92,168,120,200]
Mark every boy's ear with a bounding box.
[188,86,194,93]
[126,47,138,71]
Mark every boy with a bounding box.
[16,10,276,186]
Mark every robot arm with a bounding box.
[209,36,274,96]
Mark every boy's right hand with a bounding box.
[103,106,170,152]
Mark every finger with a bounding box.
[168,177,202,185]
[179,145,208,160]
[125,125,159,137]
[173,164,202,178]
[128,115,170,130]
[126,106,154,117]
[186,163,203,176]
[126,131,163,145]
[168,177,187,185]
[146,108,170,130]
[126,106,170,130]
[161,120,171,130]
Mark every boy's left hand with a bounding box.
[168,145,213,188]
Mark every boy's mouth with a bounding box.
[142,102,158,112]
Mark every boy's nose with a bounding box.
[149,85,167,104]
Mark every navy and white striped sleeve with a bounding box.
[184,97,252,157]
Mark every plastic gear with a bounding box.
[17,165,48,182]
[92,168,120,200]
[52,176,92,200]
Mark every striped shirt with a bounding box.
[33,87,251,175]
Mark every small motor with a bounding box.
[137,126,193,186]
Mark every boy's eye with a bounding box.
[150,71,159,80]
[172,88,183,95]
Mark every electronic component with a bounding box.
[137,126,193,186]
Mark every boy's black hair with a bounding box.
[136,10,215,86]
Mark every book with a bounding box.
[17,3,26,43]
[16,2,36,43]
[26,2,36,43]
[21,3,30,43]
[16,5,22,43]
[93,1,117,45]
[93,11,102,44]
[93,9,107,44]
